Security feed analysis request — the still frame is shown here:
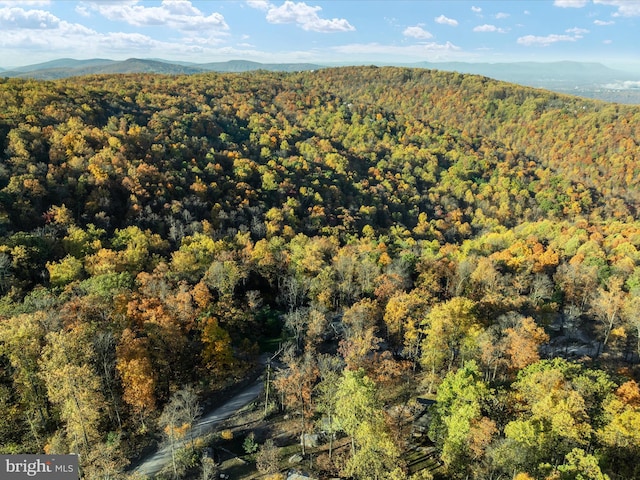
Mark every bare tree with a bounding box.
[592,277,625,350]
[256,439,280,474]
[159,385,202,479]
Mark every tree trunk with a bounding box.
[170,428,178,480]
[328,411,333,460]
[300,388,306,456]
[264,363,271,417]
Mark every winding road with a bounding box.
[133,377,265,478]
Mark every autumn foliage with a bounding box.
[0,67,639,478]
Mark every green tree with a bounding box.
[334,368,400,479]
[503,359,595,473]
[0,311,51,448]
[46,255,84,287]
[383,290,429,360]
[39,322,106,454]
[556,448,609,480]
[597,381,640,478]
[420,297,481,381]
[430,361,493,478]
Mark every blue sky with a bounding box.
[1,0,639,70]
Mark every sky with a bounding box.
[0,0,639,71]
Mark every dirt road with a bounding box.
[132,378,264,478]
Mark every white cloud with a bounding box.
[403,25,433,40]
[473,24,507,33]
[0,1,50,5]
[517,25,589,46]
[594,19,615,25]
[471,6,482,13]
[495,12,510,19]
[565,27,589,36]
[0,20,154,56]
[89,0,228,32]
[603,39,613,44]
[100,31,159,50]
[0,22,232,65]
[0,6,59,29]
[435,14,458,26]
[246,0,271,11]
[75,4,90,17]
[265,1,355,32]
[0,5,94,34]
[554,0,588,7]
[594,0,640,17]
[517,34,577,46]
[0,3,234,66]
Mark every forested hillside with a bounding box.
[0,67,639,480]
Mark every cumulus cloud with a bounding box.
[0,6,58,29]
[473,24,507,33]
[495,12,510,19]
[403,25,433,40]
[471,6,482,13]
[0,6,92,33]
[0,15,153,56]
[264,1,355,32]
[517,34,577,46]
[435,14,458,26]
[594,19,615,25]
[88,0,228,32]
[594,0,640,17]
[554,0,588,7]
[0,3,235,66]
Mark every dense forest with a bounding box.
[0,66,639,480]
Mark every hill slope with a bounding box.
[0,67,639,480]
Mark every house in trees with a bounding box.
[413,398,436,436]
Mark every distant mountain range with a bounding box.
[2,57,639,103]
[0,58,322,79]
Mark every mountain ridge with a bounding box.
[0,57,323,79]
[1,57,639,103]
